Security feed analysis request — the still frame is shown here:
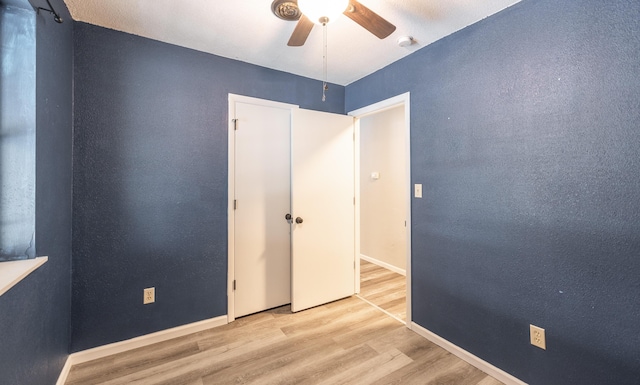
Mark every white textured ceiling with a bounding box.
[63,0,521,85]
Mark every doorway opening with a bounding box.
[349,93,411,327]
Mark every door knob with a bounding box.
[295,217,303,224]
[285,213,292,221]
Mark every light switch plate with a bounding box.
[414,184,423,198]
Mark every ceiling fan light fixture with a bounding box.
[271,0,302,21]
[298,0,349,24]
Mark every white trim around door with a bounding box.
[348,92,412,328]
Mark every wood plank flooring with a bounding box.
[65,294,504,384]
[358,260,406,322]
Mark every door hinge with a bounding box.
[353,197,356,205]
[233,280,236,290]
[234,200,237,210]
[232,119,238,130]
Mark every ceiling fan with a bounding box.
[271,0,396,47]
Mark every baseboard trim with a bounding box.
[360,254,406,276]
[55,356,73,385]
[56,315,227,385]
[411,322,528,385]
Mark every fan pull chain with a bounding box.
[322,22,328,102]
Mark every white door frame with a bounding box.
[348,92,412,327]
[227,94,298,323]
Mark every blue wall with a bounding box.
[4,1,637,384]
[71,22,345,352]
[347,0,640,384]
[0,0,73,384]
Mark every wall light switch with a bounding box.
[414,184,423,198]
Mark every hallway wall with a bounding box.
[360,105,406,270]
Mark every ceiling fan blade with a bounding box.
[288,14,314,46]
[344,0,396,39]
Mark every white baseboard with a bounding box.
[56,315,227,385]
[411,322,528,385]
[56,356,73,385]
[360,254,406,276]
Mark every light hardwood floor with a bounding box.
[358,259,406,322]
[65,269,504,385]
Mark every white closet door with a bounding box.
[290,108,356,312]
[234,102,291,317]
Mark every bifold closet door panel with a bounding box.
[291,108,356,313]
[234,101,292,318]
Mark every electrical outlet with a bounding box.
[144,287,155,304]
[530,324,546,350]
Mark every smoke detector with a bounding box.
[397,36,414,47]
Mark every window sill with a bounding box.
[0,256,48,297]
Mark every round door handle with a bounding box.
[295,217,303,224]
[285,213,292,221]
